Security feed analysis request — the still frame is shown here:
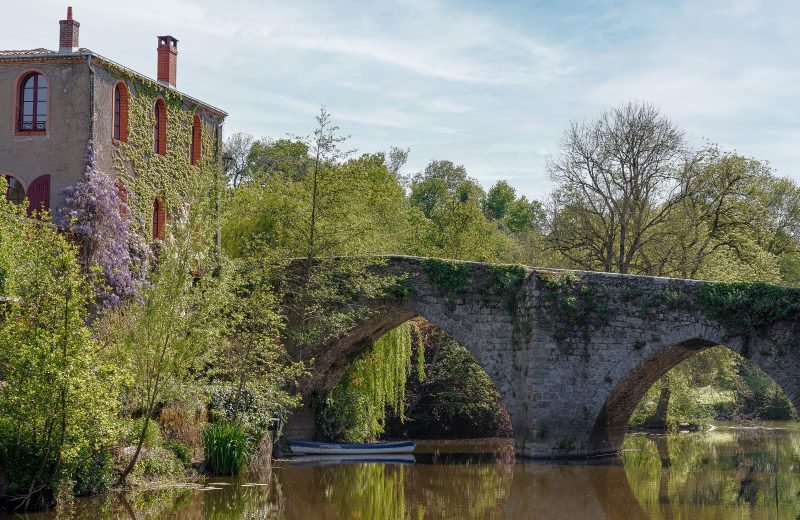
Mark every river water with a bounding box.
[16,422,800,519]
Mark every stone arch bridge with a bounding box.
[286,255,800,459]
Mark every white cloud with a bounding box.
[2,0,799,198]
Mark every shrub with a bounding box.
[167,442,193,468]
[130,449,185,481]
[125,418,163,449]
[203,423,248,475]
[160,404,204,452]
[72,451,113,497]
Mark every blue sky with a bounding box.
[5,0,799,199]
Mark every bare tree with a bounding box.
[223,132,255,187]
[547,102,694,274]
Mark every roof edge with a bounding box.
[0,49,227,119]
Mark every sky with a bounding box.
[4,0,799,199]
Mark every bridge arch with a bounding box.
[285,256,800,458]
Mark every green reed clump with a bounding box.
[203,423,248,475]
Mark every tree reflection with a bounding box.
[623,426,800,519]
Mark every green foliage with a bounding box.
[699,281,800,339]
[166,442,193,468]
[99,214,224,483]
[421,258,471,293]
[125,418,164,449]
[392,326,512,439]
[206,252,305,440]
[129,449,185,482]
[72,451,113,497]
[488,265,528,310]
[203,422,248,475]
[0,195,120,510]
[317,324,414,442]
[539,271,609,342]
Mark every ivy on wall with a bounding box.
[105,64,220,241]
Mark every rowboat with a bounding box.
[288,440,416,455]
[291,454,415,466]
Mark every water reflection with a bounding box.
[623,424,800,519]
[14,424,800,519]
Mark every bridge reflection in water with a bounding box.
[34,425,800,519]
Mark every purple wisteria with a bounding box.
[59,146,146,308]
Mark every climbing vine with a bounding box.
[420,258,471,294]
[488,265,527,311]
[317,322,420,442]
[538,271,609,343]
[699,282,800,346]
[106,64,220,242]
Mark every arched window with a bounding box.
[152,197,165,240]
[153,99,167,155]
[113,82,129,142]
[5,176,24,205]
[17,72,47,133]
[190,114,202,165]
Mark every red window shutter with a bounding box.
[26,174,50,216]
[117,181,128,218]
[152,198,166,240]
[191,115,202,165]
[158,200,166,239]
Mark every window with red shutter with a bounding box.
[190,114,202,165]
[153,99,167,155]
[113,82,129,142]
[152,198,165,240]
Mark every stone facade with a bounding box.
[287,255,800,459]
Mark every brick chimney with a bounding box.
[157,36,178,88]
[59,6,80,53]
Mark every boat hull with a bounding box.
[288,440,416,455]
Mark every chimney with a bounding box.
[157,36,178,87]
[59,6,80,53]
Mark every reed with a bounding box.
[202,422,248,475]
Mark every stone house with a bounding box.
[0,7,227,240]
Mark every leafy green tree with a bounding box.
[206,250,306,437]
[486,180,516,220]
[0,193,119,510]
[101,212,223,484]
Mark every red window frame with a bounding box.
[190,114,202,165]
[114,86,121,140]
[152,197,165,240]
[113,82,129,142]
[153,99,167,155]
[17,72,48,133]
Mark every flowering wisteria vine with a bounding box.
[59,146,149,308]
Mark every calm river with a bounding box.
[18,422,800,519]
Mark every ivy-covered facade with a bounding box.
[0,8,227,242]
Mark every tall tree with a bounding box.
[223,132,255,187]
[548,102,693,274]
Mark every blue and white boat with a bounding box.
[291,454,415,466]
[288,440,415,455]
